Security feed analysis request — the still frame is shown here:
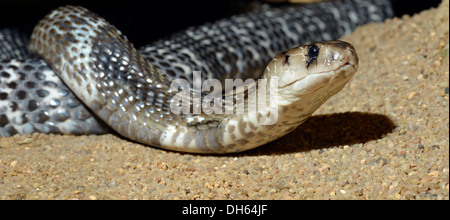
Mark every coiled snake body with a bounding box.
[0,0,393,153]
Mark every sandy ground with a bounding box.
[0,1,448,200]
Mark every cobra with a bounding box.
[0,0,393,153]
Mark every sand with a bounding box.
[0,0,448,200]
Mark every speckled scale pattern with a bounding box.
[28,5,181,147]
[0,29,29,61]
[140,0,393,85]
[0,59,109,137]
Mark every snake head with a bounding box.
[265,40,358,101]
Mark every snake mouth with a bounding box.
[278,60,356,92]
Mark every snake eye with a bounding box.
[306,44,319,68]
[308,45,319,58]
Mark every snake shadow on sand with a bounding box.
[238,112,396,156]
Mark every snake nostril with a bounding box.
[329,53,335,61]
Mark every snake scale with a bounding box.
[0,0,394,153]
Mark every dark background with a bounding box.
[0,0,442,48]
[0,0,252,48]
